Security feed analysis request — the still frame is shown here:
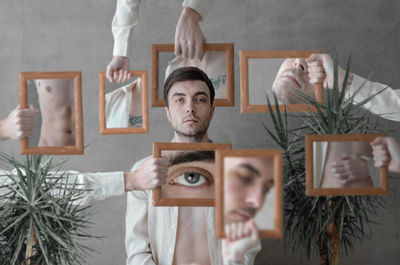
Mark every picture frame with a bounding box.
[240,50,323,113]
[305,134,389,196]
[151,43,234,107]
[19,71,84,155]
[152,142,231,207]
[99,70,149,134]
[215,149,283,239]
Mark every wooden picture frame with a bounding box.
[99,71,149,134]
[151,43,234,107]
[305,134,389,196]
[19,71,83,155]
[215,149,283,239]
[240,50,323,113]
[152,142,231,207]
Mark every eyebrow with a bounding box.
[170,151,215,166]
[171,91,209,98]
[238,163,261,177]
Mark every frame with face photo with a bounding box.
[306,134,389,196]
[151,43,234,107]
[215,149,283,239]
[152,142,231,207]
[19,71,83,155]
[240,50,323,113]
[99,71,149,134]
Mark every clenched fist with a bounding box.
[0,105,39,141]
[124,157,171,191]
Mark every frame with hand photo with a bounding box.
[151,43,234,107]
[19,71,83,155]
[306,134,389,196]
[152,142,231,207]
[215,149,283,239]
[240,50,323,113]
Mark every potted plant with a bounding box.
[0,154,95,265]
[264,57,388,265]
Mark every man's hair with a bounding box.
[163,67,215,107]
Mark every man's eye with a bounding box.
[168,166,214,188]
[236,173,252,184]
[175,98,184,103]
[195,98,207,103]
[174,172,207,186]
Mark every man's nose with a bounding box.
[245,189,263,209]
[293,58,307,72]
[186,100,196,113]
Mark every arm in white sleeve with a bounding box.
[125,190,156,265]
[243,240,261,265]
[183,0,214,20]
[0,170,125,206]
[347,74,400,122]
[112,0,142,56]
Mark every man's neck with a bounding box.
[171,133,211,143]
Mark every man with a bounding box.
[35,79,75,146]
[106,0,214,83]
[224,157,274,224]
[272,58,315,104]
[126,67,260,265]
[272,54,400,122]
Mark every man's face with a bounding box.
[272,58,314,104]
[165,80,214,138]
[224,157,274,223]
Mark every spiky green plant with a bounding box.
[0,154,95,265]
[264,56,388,264]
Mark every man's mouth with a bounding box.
[281,73,302,88]
[184,117,199,123]
[233,210,254,221]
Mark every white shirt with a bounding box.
[348,74,400,121]
[125,157,261,265]
[106,78,141,128]
[112,0,215,56]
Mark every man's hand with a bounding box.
[106,56,131,83]
[175,7,206,60]
[330,154,370,185]
[124,157,170,191]
[371,137,400,173]
[0,105,39,141]
[222,220,259,265]
[306,54,347,91]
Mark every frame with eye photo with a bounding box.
[215,149,283,239]
[306,134,389,196]
[151,43,234,107]
[152,142,231,207]
[99,70,149,134]
[240,50,323,113]
[19,71,83,155]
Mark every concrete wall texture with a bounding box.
[0,0,399,264]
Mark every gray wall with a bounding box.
[1,0,400,264]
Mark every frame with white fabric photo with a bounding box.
[99,70,149,134]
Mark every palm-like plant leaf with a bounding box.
[0,154,96,265]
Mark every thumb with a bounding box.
[305,53,321,63]
[370,137,387,147]
[28,104,40,114]
[247,219,259,241]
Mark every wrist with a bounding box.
[124,170,138,191]
[181,7,201,22]
[0,119,9,141]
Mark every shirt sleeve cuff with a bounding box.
[182,0,214,20]
[99,171,126,197]
[113,40,129,57]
